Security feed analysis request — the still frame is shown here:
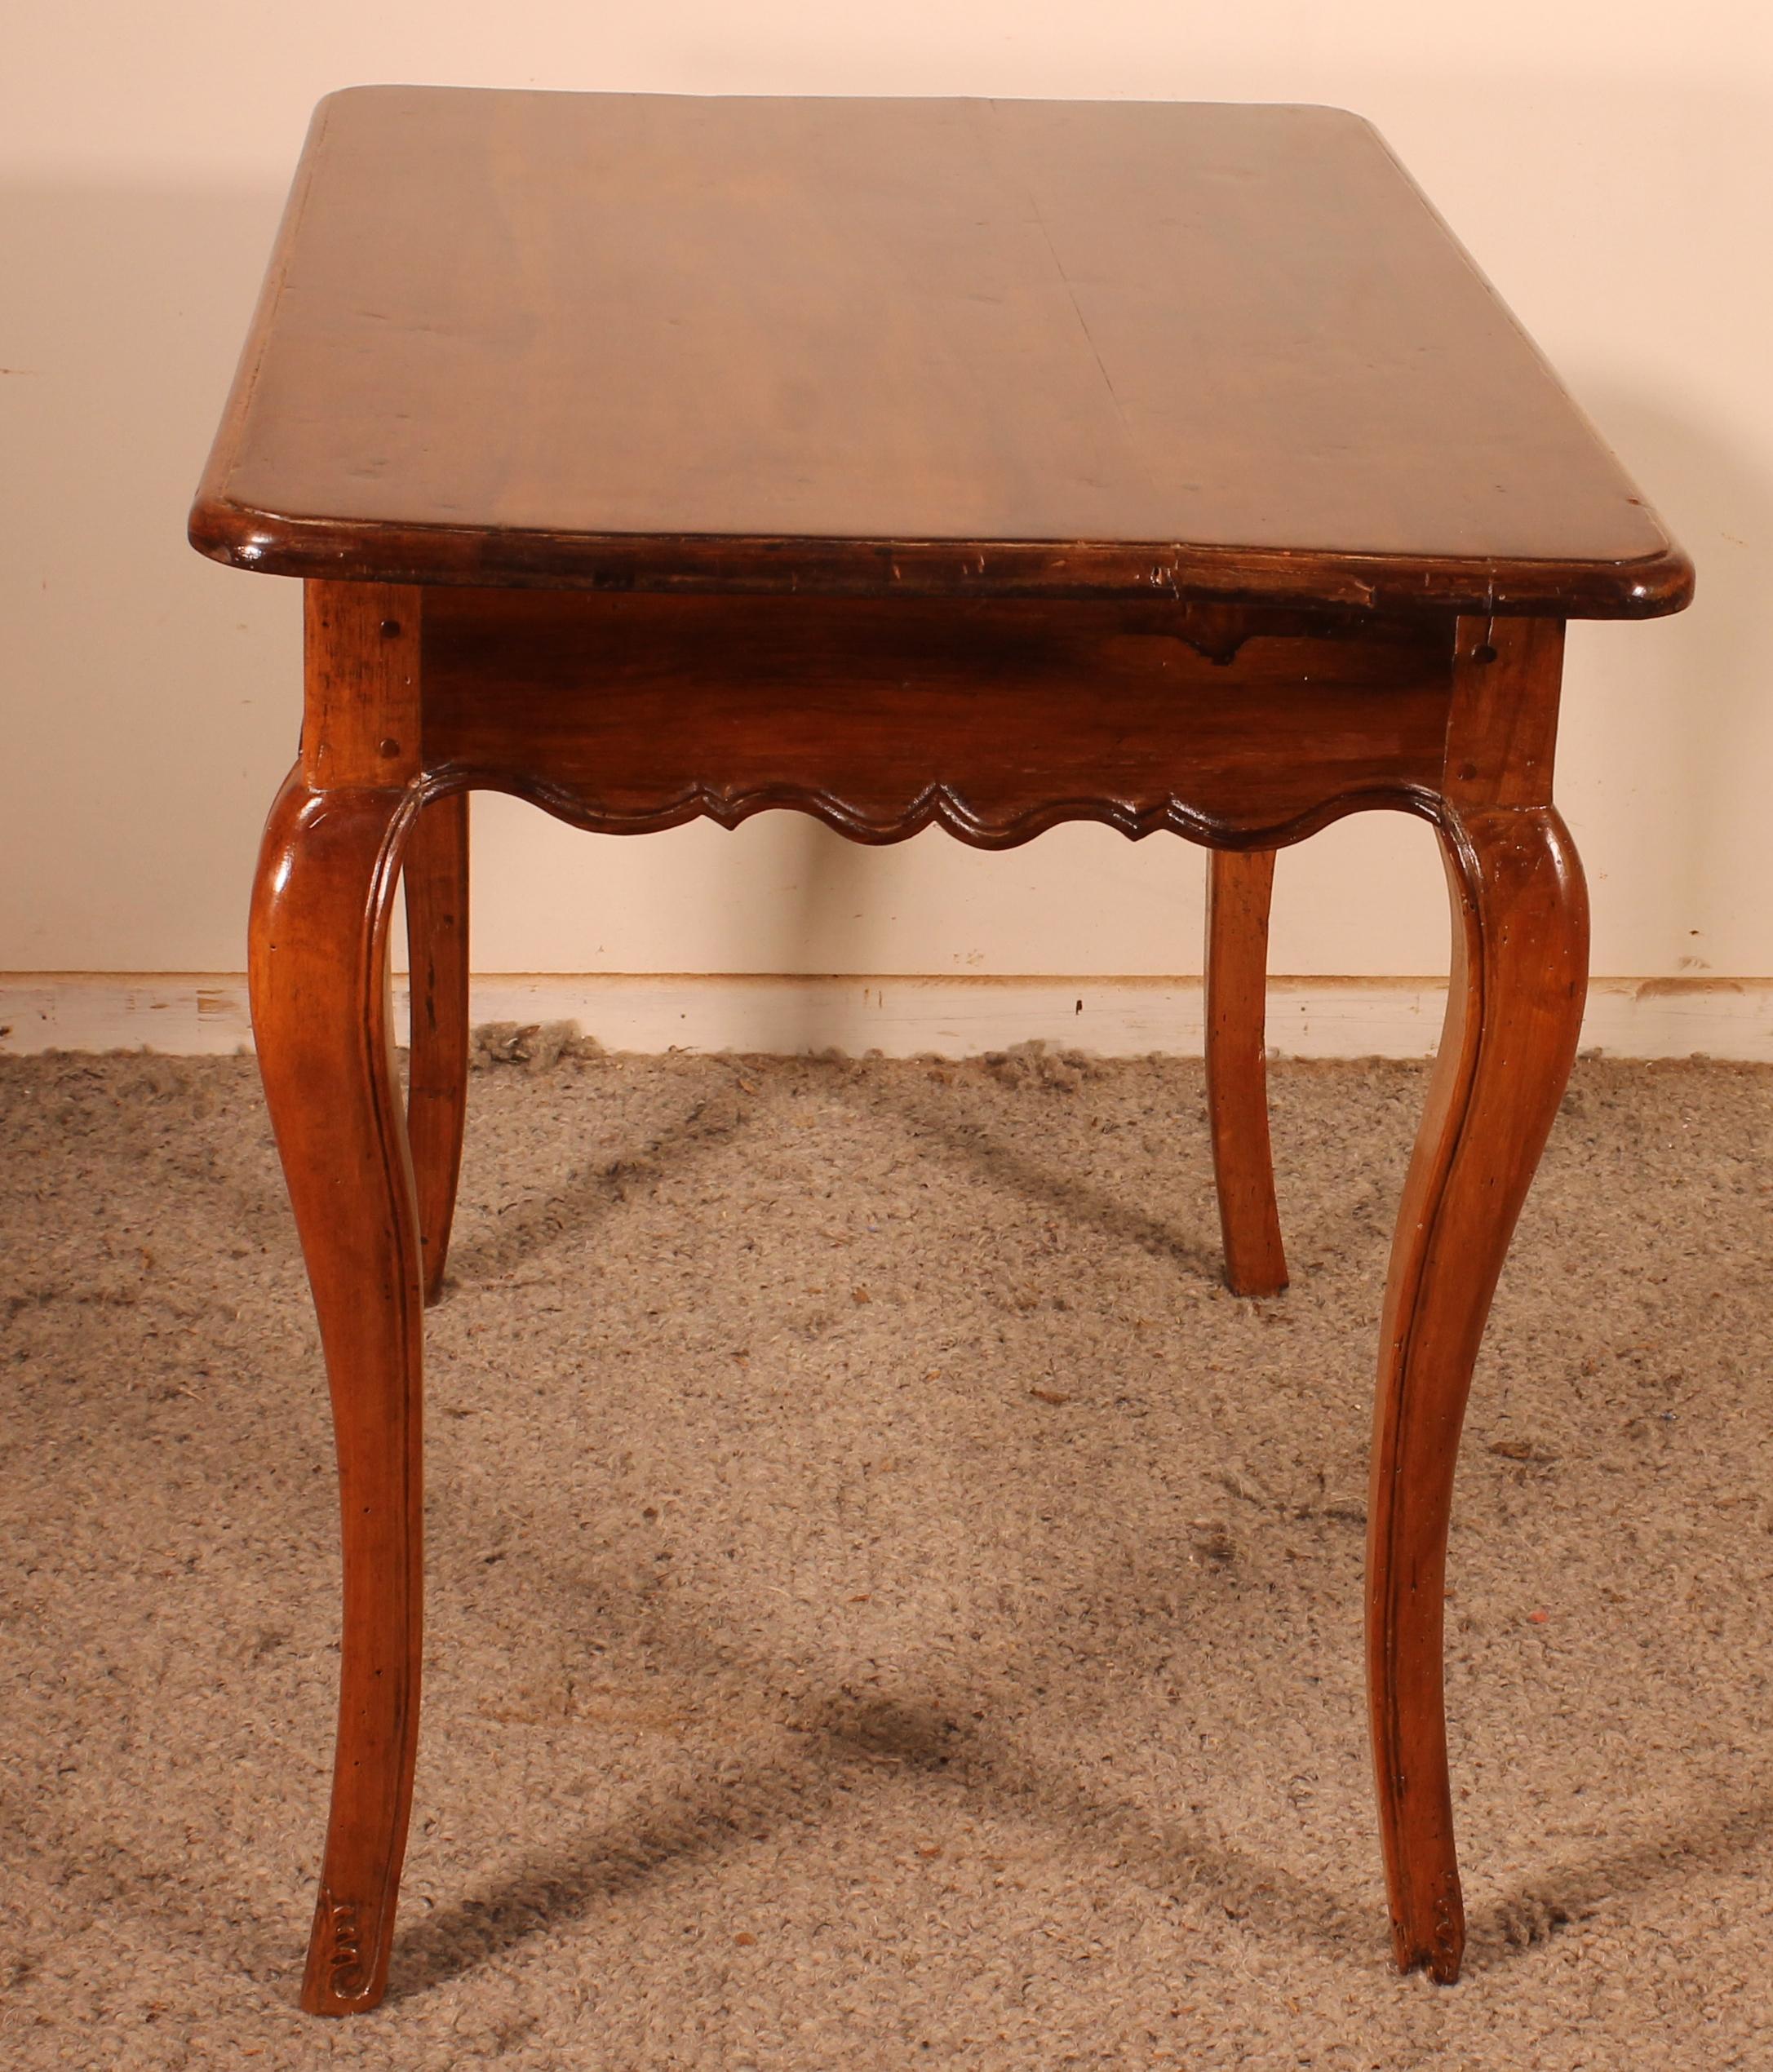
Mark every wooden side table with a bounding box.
[190,87,1692,2013]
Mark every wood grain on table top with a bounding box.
[191,87,1691,616]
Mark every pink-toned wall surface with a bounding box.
[2,5,1764,1015]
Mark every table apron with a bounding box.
[413,588,1465,849]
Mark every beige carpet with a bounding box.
[3,1040,1772,2070]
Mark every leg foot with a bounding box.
[403,790,469,1305]
[1366,806,1588,1984]
[1205,849,1287,1295]
[250,768,425,2016]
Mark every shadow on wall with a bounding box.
[1559,375,1773,976]
[773,359,1773,1022]
[0,184,300,970]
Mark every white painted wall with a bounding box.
[2,5,1768,1020]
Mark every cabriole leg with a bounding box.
[255,579,429,2016]
[1366,802,1587,1982]
[251,767,424,2014]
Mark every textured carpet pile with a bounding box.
[3,1041,1773,2070]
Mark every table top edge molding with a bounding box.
[186,498,1694,620]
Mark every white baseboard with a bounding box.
[2,972,1771,1060]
